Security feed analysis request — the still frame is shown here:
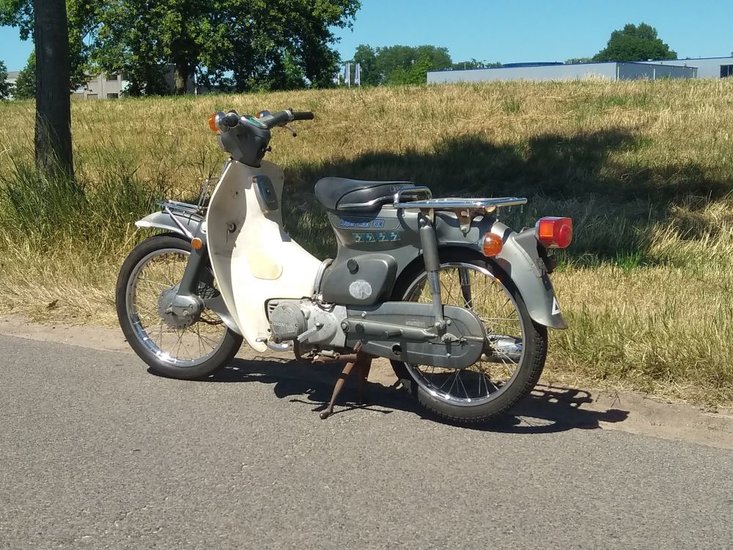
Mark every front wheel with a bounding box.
[391,251,547,424]
[115,234,243,380]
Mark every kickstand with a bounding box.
[319,342,372,420]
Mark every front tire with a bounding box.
[115,234,243,380]
[391,250,547,424]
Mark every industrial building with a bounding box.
[427,56,733,84]
[642,56,733,79]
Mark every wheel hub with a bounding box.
[157,286,202,330]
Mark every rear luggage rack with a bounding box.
[393,196,527,211]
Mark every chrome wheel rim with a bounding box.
[402,262,526,407]
[125,247,228,368]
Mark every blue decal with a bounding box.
[339,218,386,229]
[351,231,401,243]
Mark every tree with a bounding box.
[593,23,676,62]
[451,59,502,70]
[12,52,35,99]
[0,60,12,99]
[91,0,359,94]
[565,57,592,65]
[2,0,359,95]
[0,0,96,90]
[33,0,73,176]
[352,44,452,85]
[353,44,378,85]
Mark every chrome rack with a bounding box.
[392,193,528,234]
[159,200,206,241]
[392,196,527,211]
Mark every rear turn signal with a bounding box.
[536,217,573,249]
[482,233,503,257]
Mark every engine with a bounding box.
[266,299,347,348]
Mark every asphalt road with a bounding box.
[1,334,731,549]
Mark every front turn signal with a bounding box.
[536,217,573,249]
[208,113,220,133]
[482,232,503,257]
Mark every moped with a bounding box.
[115,109,572,424]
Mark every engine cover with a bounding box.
[268,301,306,342]
[266,299,347,347]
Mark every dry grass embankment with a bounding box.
[1,79,732,404]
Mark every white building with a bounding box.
[72,73,128,99]
[641,56,733,79]
[428,61,697,84]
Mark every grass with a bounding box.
[1,79,732,405]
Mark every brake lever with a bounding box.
[283,124,297,138]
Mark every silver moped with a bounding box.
[116,109,572,424]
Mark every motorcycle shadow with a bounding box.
[202,357,629,434]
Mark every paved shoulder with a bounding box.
[1,334,732,549]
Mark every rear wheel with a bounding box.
[391,250,547,424]
[115,234,243,380]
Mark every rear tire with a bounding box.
[115,234,243,380]
[391,249,547,424]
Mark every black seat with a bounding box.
[314,177,414,212]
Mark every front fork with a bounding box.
[168,245,208,319]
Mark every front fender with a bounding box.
[135,210,206,239]
[133,209,242,335]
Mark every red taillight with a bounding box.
[536,217,573,249]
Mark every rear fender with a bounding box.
[433,214,566,329]
[491,221,566,329]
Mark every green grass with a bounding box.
[1,79,732,404]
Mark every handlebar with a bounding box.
[260,109,315,128]
[212,108,314,167]
[214,109,314,132]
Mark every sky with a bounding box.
[1,0,732,72]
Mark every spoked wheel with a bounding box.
[115,234,242,380]
[391,250,547,424]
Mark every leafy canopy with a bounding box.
[0,0,96,90]
[0,0,360,95]
[353,44,452,86]
[593,23,677,62]
[13,52,35,99]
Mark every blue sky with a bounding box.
[1,0,732,71]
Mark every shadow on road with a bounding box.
[184,357,630,434]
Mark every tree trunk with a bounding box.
[33,0,73,177]
[174,61,188,95]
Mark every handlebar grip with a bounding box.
[292,111,315,121]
